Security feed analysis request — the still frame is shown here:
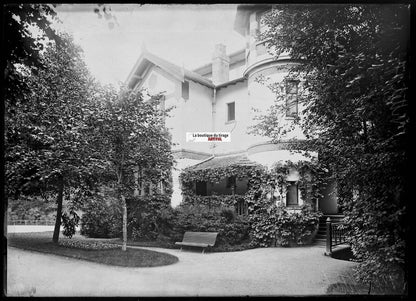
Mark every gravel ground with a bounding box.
[7,225,80,233]
[6,245,356,297]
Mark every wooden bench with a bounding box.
[175,231,218,254]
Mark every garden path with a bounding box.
[7,245,355,296]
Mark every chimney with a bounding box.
[212,44,230,85]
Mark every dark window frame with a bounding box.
[195,181,207,196]
[286,181,299,206]
[182,81,189,100]
[226,176,236,189]
[235,198,248,216]
[285,80,299,117]
[227,101,235,122]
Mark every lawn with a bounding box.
[326,267,407,295]
[7,232,179,267]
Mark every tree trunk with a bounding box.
[121,194,127,251]
[52,177,64,243]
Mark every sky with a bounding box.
[53,4,246,86]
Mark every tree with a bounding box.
[253,4,409,291]
[5,33,99,243]
[90,88,173,251]
[2,4,61,106]
[2,3,117,105]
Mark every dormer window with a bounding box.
[182,81,189,100]
[286,80,299,117]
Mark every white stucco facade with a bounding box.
[125,5,337,212]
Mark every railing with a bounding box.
[325,217,348,255]
[8,219,55,226]
[235,198,248,216]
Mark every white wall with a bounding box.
[212,64,306,155]
[171,158,202,207]
[213,80,255,153]
[139,66,214,154]
[229,61,246,81]
[179,81,214,153]
[247,65,306,142]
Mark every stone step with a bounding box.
[314,239,326,246]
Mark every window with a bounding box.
[144,182,150,196]
[195,181,207,196]
[286,182,299,206]
[182,81,189,100]
[255,10,269,35]
[226,176,236,189]
[235,199,248,216]
[227,102,235,122]
[157,181,165,194]
[286,80,299,117]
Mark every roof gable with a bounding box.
[126,50,214,89]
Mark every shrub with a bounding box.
[250,203,321,247]
[169,204,251,250]
[61,209,80,238]
[220,207,236,223]
[59,239,119,250]
[127,195,171,241]
[275,204,322,246]
[80,197,122,238]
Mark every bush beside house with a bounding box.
[80,160,326,251]
[80,196,122,238]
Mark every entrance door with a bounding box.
[319,179,339,214]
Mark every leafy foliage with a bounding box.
[58,239,119,250]
[8,195,57,222]
[275,204,322,246]
[80,196,122,238]
[5,33,100,242]
[61,210,80,238]
[3,4,61,106]
[180,160,328,248]
[249,204,321,248]
[88,87,174,250]
[128,195,172,241]
[169,205,251,251]
[255,4,409,288]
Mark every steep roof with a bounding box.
[126,49,215,89]
[189,154,259,171]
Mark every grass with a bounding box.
[7,232,179,267]
[326,265,407,295]
[326,246,407,296]
[110,233,255,253]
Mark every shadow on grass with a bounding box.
[7,232,179,268]
[326,247,406,296]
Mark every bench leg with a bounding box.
[202,248,205,254]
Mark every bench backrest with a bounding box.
[182,232,218,246]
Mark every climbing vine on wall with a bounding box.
[179,159,329,246]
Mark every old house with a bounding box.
[125,4,339,216]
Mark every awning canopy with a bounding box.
[188,154,259,171]
[248,150,318,170]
